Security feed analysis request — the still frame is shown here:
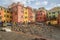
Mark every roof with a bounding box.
[50,7,60,12]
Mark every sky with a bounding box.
[0,0,60,10]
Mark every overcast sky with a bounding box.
[0,0,60,10]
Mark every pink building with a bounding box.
[9,2,24,24]
[27,6,35,23]
[36,9,46,23]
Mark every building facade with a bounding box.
[24,7,28,23]
[47,11,58,20]
[9,2,24,24]
[0,6,12,26]
[23,6,35,24]
[27,6,35,23]
[0,7,4,22]
[36,9,46,23]
[0,6,5,26]
[3,10,12,26]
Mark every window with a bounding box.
[7,15,9,18]
[25,16,27,18]
[10,16,12,18]
[58,11,60,13]
[40,17,42,19]
[49,13,51,14]
[25,8,27,9]
[0,17,2,19]
[53,15,56,19]
[11,12,12,14]
[7,11,9,13]
[9,8,11,10]
[4,10,6,12]
[4,15,6,17]
[10,20,12,22]
[40,13,42,15]
[25,12,27,14]
[4,21,5,23]
[40,11,42,12]
[36,18,38,19]
[7,21,8,23]
[52,12,55,14]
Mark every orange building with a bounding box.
[9,2,24,24]
[0,6,5,26]
[0,6,12,27]
[36,9,46,23]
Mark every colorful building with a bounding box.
[46,7,59,25]
[0,6,5,26]
[46,11,58,25]
[36,8,46,23]
[0,6,12,26]
[47,7,60,20]
[23,7,28,23]
[27,6,35,23]
[47,11,58,20]
[58,13,60,26]
[23,6,35,24]
[9,2,24,24]
[3,9,12,26]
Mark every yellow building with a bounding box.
[24,7,28,23]
[3,9,12,26]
